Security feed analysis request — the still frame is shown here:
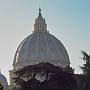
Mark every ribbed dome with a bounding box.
[13,31,70,69]
[13,9,70,69]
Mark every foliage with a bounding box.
[80,50,90,90]
[0,81,3,90]
[81,50,90,75]
[13,62,77,90]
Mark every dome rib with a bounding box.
[43,32,50,59]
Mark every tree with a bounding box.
[13,62,77,90]
[0,81,3,90]
[81,50,90,75]
[81,50,90,90]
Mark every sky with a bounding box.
[0,0,90,83]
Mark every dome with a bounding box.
[13,9,70,69]
[0,72,8,90]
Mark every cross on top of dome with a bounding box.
[39,8,41,13]
[34,9,47,31]
[37,8,43,20]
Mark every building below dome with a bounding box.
[9,9,72,86]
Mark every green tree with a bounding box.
[13,62,77,90]
[0,81,3,90]
[81,50,90,75]
[81,50,90,90]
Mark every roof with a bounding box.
[13,9,70,69]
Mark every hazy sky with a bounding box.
[0,0,90,83]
